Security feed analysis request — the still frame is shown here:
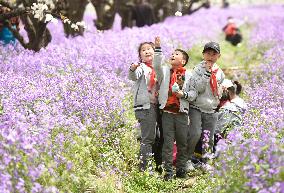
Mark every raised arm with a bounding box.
[153,36,164,84]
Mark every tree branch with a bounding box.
[0,8,29,22]
[5,20,29,49]
[0,0,15,9]
[188,2,210,15]
[44,11,62,20]
[20,15,36,43]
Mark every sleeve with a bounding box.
[128,64,143,81]
[183,81,195,102]
[182,72,198,102]
[153,47,164,85]
[219,70,225,84]
[222,24,228,32]
[216,110,229,133]
[190,64,211,94]
[186,86,198,102]
[217,69,226,97]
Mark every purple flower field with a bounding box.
[0,4,283,193]
[215,8,284,193]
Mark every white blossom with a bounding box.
[33,13,41,19]
[31,0,57,21]
[31,2,49,20]
[44,13,53,22]
[175,11,183,17]
[63,18,71,24]
[30,0,79,28]
[51,17,58,24]
[76,21,87,29]
[104,4,111,11]
[71,23,79,31]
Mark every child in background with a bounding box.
[186,42,225,171]
[153,36,197,180]
[128,41,158,171]
[0,6,20,45]
[222,16,242,46]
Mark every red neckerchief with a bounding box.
[169,67,186,93]
[210,67,219,97]
[164,67,186,113]
[145,62,156,91]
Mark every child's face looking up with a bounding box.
[139,43,154,63]
[203,49,220,65]
[170,50,186,69]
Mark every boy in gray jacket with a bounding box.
[153,37,197,180]
[186,42,225,171]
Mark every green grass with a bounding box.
[187,22,267,80]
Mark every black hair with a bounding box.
[138,42,155,62]
[234,80,242,95]
[227,80,242,95]
[175,49,189,66]
[220,90,230,101]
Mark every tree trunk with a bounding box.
[62,0,88,37]
[117,0,135,29]
[184,0,211,15]
[152,0,171,22]
[90,0,116,30]
[20,14,51,51]
[1,0,53,51]
[222,0,229,8]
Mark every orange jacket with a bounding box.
[223,23,237,36]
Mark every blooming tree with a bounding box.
[0,0,86,51]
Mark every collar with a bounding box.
[201,61,218,71]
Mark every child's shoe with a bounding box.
[164,173,173,181]
[176,168,187,179]
[185,160,195,172]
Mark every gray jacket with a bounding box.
[153,48,197,114]
[128,63,154,110]
[216,97,247,133]
[190,61,225,113]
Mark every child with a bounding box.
[192,79,244,163]
[153,37,197,180]
[215,79,247,137]
[222,16,242,46]
[128,41,158,171]
[0,6,20,45]
[192,78,231,163]
[186,42,225,171]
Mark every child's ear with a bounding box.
[181,59,186,66]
